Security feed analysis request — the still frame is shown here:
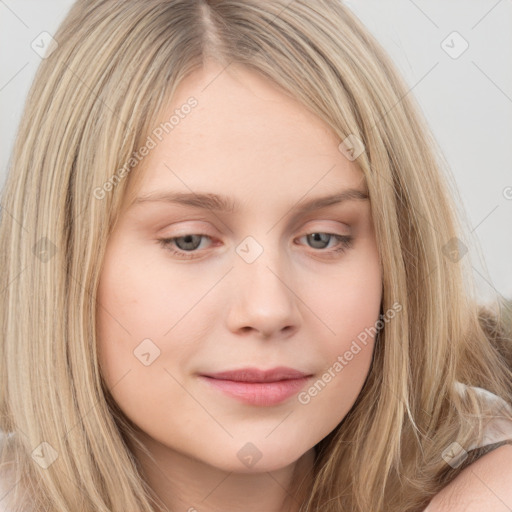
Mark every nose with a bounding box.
[225,243,301,339]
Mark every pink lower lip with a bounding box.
[200,376,311,406]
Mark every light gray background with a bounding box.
[1,0,511,301]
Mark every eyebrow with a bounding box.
[132,188,369,214]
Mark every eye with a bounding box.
[156,232,353,260]
[157,234,214,259]
[296,233,353,258]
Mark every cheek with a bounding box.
[95,243,167,385]
[96,239,184,341]
[306,240,382,348]
[95,241,212,395]
[295,243,382,418]
[296,296,381,440]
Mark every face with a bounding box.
[96,61,382,474]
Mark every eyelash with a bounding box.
[156,232,353,260]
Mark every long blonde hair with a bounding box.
[1,1,511,510]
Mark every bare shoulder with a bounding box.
[425,444,512,511]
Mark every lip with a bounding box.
[199,366,313,406]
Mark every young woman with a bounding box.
[1,1,511,511]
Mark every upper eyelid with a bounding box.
[160,217,352,234]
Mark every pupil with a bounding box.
[310,233,328,248]
[178,235,199,250]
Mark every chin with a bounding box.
[212,440,311,474]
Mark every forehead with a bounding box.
[124,62,366,208]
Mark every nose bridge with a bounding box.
[227,233,299,335]
[235,234,286,293]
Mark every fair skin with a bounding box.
[96,60,382,512]
[426,444,512,511]
[95,60,512,511]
